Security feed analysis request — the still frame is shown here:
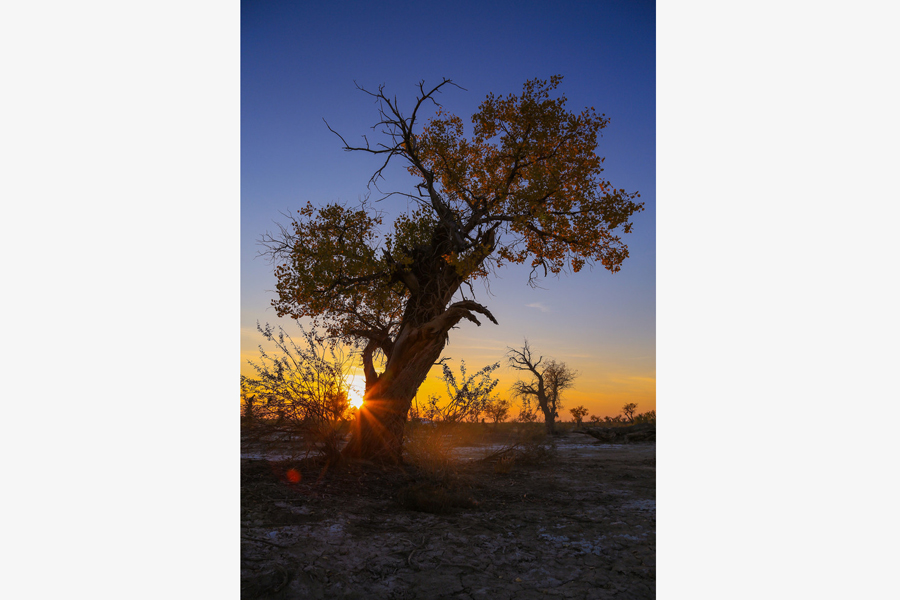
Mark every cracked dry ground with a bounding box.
[241,434,655,599]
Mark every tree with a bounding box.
[633,408,655,424]
[622,402,638,423]
[508,341,578,435]
[569,405,589,426]
[261,77,643,462]
[484,397,512,425]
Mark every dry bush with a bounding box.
[399,422,480,513]
[403,422,457,477]
[422,360,500,424]
[242,323,355,461]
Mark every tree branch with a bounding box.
[420,300,498,336]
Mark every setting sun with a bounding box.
[345,374,365,409]
[348,387,364,409]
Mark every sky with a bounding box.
[241,0,656,419]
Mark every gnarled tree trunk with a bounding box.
[342,327,447,463]
[341,278,498,463]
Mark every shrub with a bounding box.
[242,322,355,460]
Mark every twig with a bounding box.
[241,535,292,549]
[407,535,427,568]
[477,444,520,463]
[272,564,290,593]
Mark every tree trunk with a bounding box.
[543,410,556,435]
[342,325,448,463]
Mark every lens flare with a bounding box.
[286,468,301,483]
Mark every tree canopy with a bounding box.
[263,76,641,355]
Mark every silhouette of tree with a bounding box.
[508,340,578,435]
[261,77,642,462]
[484,397,512,425]
[569,405,589,426]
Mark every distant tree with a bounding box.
[508,340,578,435]
[569,405,589,426]
[622,402,638,423]
[484,397,512,425]
[423,360,499,424]
[260,77,643,463]
[589,415,602,424]
[633,409,656,424]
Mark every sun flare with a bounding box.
[349,387,364,409]
[346,374,365,409]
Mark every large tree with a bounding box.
[261,76,643,462]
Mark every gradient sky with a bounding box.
[241,0,655,419]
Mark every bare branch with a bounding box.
[421,300,498,336]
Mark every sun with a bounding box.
[345,373,365,409]
[348,387,364,409]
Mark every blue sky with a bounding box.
[241,0,656,416]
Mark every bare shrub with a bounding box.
[242,322,354,460]
[240,375,262,424]
[404,360,502,477]
[403,422,457,478]
[423,360,500,424]
[400,421,481,513]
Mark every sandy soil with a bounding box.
[241,431,655,599]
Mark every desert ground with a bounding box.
[241,425,655,599]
